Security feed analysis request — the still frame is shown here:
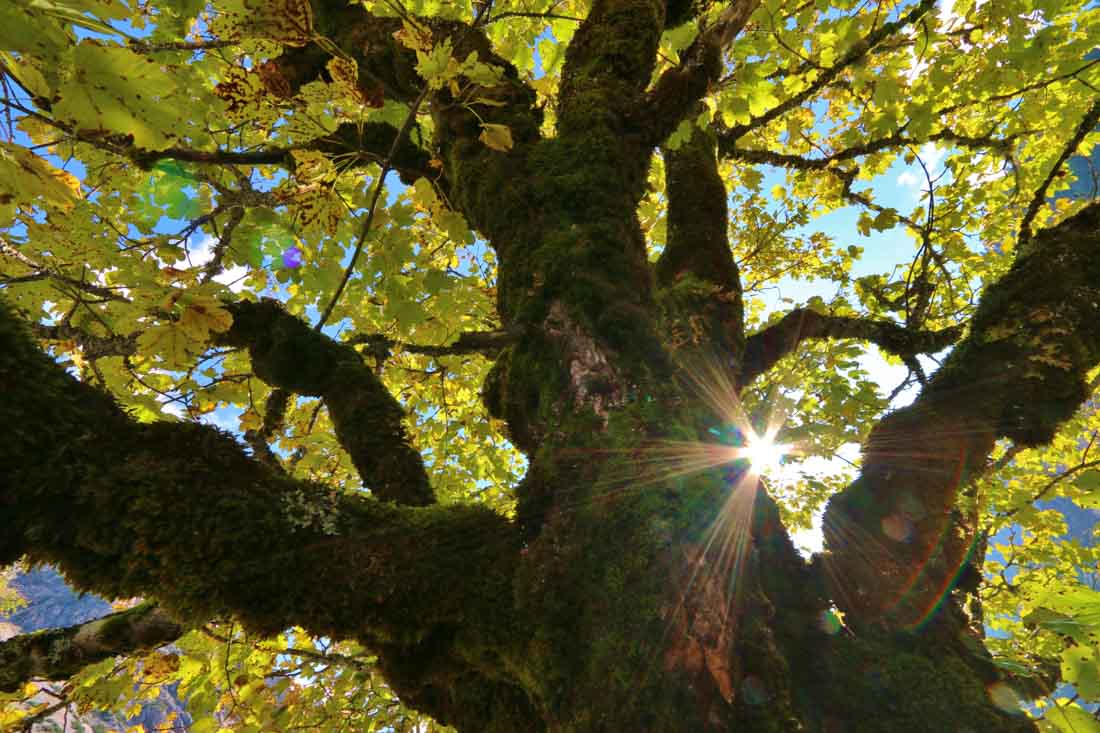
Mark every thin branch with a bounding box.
[347,327,521,360]
[488,10,584,22]
[1018,98,1100,245]
[998,458,1100,521]
[0,238,133,303]
[722,127,1017,170]
[314,0,499,329]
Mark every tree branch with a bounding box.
[641,0,762,146]
[658,110,739,291]
[0,602,184,693]
[720,127,1017,171]
[741,308,963,385]
[657,112,745,360]
[821,202,1100,630]
[130,122,439,186]
[1018,97,1100,245]
[0,300,525,725]
[221,300,435,506]
[347,327,521,360]
[0,238,132,303]
[29,323,138,359]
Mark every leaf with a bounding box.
[178,295,233,342]
[479,123,513,152]
[0,51,51,98]
[1060,645,1100,699]
[137,323,192,368]
[0,141,81,209]
[1043,704,1100,733]
[0,3,71,58]
[53,41,182,150]
[1075,469,1100,492]
[871,208,898,231]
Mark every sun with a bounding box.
[744,432,789,476]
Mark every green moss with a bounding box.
[796,631,1035,732]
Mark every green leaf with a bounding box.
[1044,704,1100,733]
[0,3,71,57]
[1075,469,1100,491]
[871,208,898,231]
[53,41,182,150]
[1060,645,1100,699]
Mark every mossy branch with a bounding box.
[0,297,521,657]
[221,300,434,506]
[821,202,1100,629]
[657,113,746,361]
[740,309,963,385]
[641,0,761,146]
[0,602,183,693]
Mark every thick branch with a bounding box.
[221,300,434,506]
[30,323,138,359]
[657,114,745,361]
[558,0,663,131]
[741,308,963,385]
[0,602,183,693]
[641,0,761,146]
[0,300,525,723]
[718,0,935,144]
[821,202,1100,629]
[658,114,738,291]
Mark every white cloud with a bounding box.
[897,170,920,187]
[896,143,948,192]
[180,234,250,293]
[919,142,947,172]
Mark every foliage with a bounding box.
[0,0,1098,729]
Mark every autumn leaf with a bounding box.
[0,142,81,210]
[478,123,513,152]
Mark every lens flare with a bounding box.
[743,432,789,476]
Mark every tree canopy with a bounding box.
[0,0,1098,730]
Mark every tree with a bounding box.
[1,0,1099,729]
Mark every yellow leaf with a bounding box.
[479,123,513,152]
[0,51,50,99]
[178,296,233,342]
[137,324,192,368]
[239,409,262,431]
[0,142,81,210]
